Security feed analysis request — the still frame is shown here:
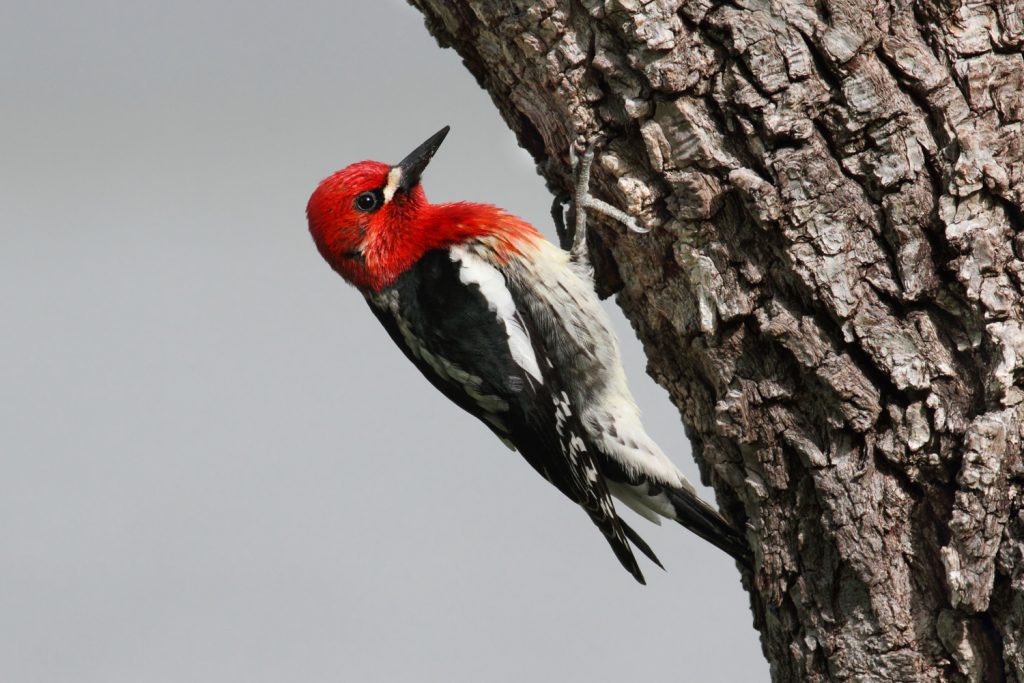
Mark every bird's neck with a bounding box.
[364,202,542,291]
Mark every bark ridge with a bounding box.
[406,0,1024,680]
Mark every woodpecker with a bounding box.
[306,127,751,583]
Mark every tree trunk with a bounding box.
[405,0,1024,680]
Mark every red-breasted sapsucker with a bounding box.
[306,127,750,583]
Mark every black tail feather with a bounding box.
[591,486,750,583]
[595,515,665,585]
[620,518,664,570]
[666,487,752,569]
[599,525,647,585]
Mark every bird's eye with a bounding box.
[355,191,382,212]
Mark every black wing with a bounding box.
[365,248,655,583]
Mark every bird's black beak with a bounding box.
[394,126,450,194]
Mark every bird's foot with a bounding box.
[570,144,649,245]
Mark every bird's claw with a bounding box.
[570,142,649,239]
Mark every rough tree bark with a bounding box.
[405,0,1024,680]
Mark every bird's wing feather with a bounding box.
[366,247,650,582]
[501,239,689,489]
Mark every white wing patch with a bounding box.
[450,246,544,383]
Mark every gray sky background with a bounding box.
[0,1,766,680]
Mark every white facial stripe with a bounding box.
[382,167,402,203]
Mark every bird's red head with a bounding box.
[307,126,542,292]
[306,126,451,291]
